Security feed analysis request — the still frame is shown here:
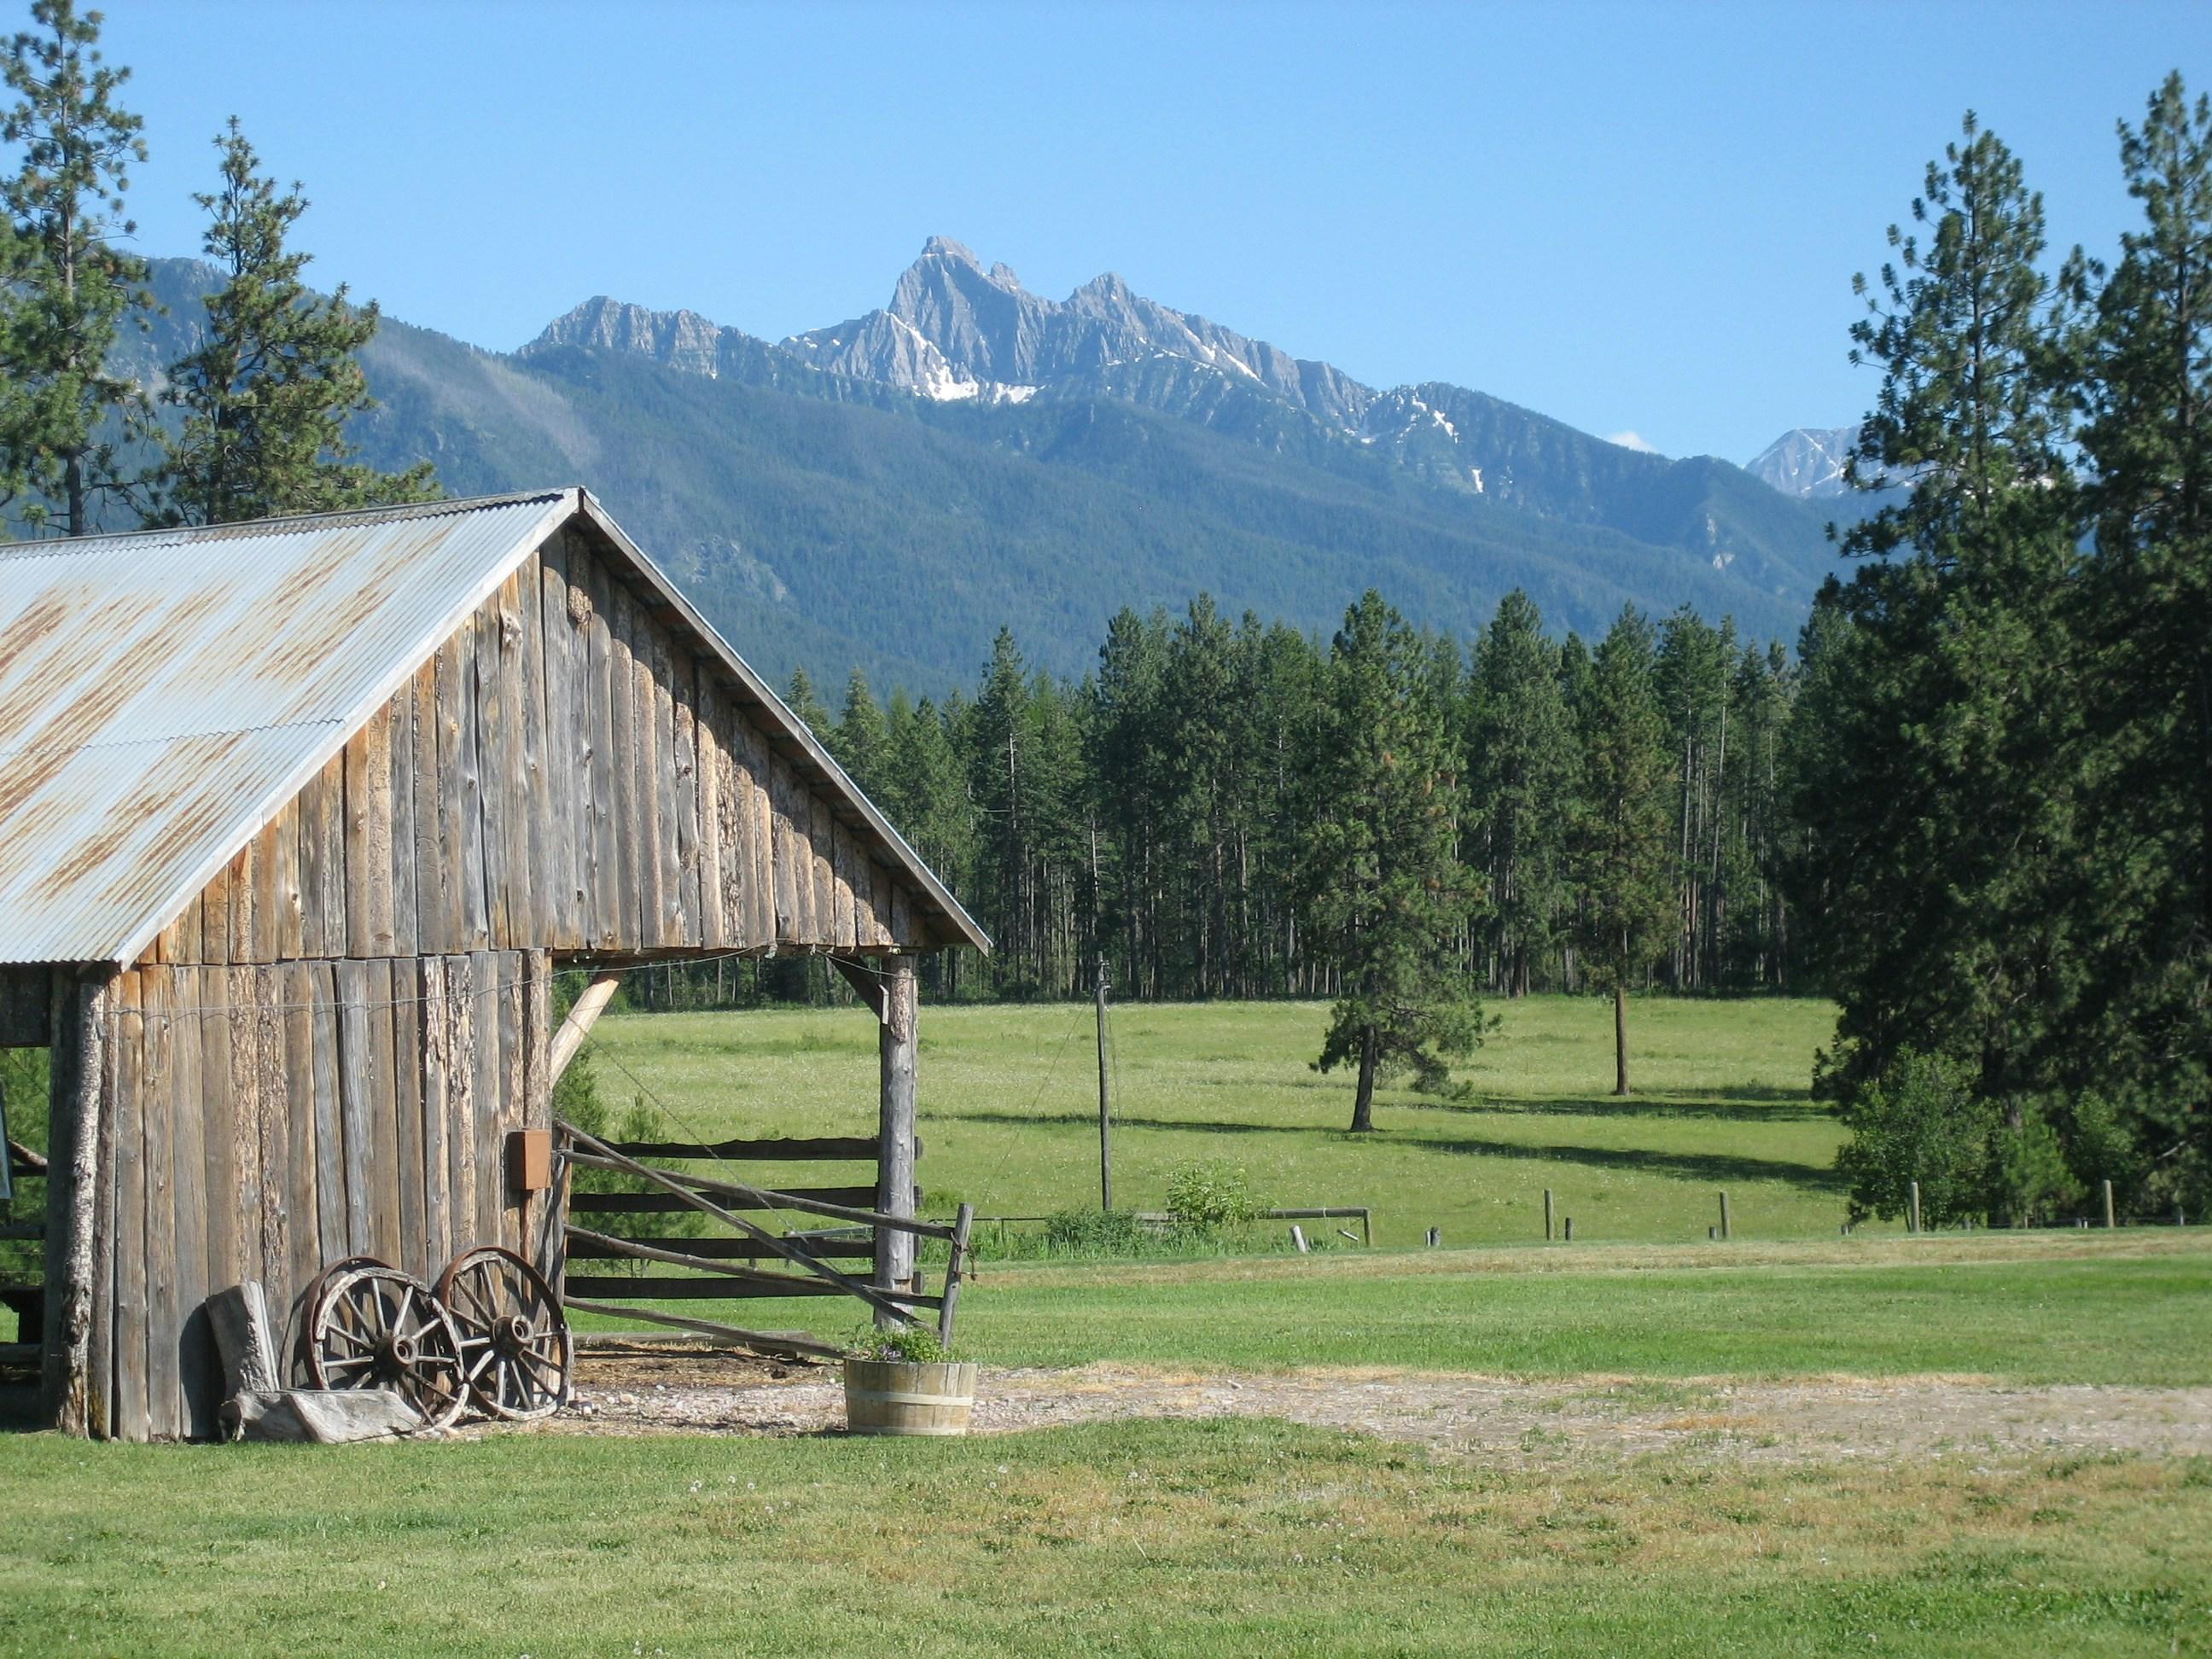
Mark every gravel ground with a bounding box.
[516,1350,2212,1467]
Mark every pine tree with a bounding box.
[784,667,831,736]
[1573,607,1674,1096]
[2069,73,2212,1209]
[1467,591,1579,997]
[148,119,434,525]
[0,0,147,535]
[832,668,888,795]
[1802,111,2085,1221]
[1305,591,1485,1132]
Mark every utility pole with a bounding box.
[1091,819,1113,1212]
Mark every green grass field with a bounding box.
[585,992,1852,1249]
[8,995,2209,1653]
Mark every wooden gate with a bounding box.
[556,1121,974,1358]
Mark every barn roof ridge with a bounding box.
[0,486,988,964]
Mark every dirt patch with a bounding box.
[530,1350,2212,1466]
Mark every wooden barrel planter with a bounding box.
[842,1359,979,1436]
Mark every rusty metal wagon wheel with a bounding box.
[305,1264,469,1430]
[436,1245,572,1421]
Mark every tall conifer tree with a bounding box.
[1305,591,1484,1132]
[0,0,146,534]
[149,119,434,525]
[1468,591,1579,997]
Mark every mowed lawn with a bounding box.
[584,993,1848,1249]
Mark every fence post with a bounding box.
[1718,1190,1732,1242]
[1908,1181,1922,1235]
[1543,1189,1555,1243]
[1563,1217,1574,1242]
[2102,1179,2116,1230]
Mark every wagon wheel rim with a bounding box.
[435,1245,572,1422]
[305,1265,469,1430]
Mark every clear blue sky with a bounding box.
[102,1,2209,463]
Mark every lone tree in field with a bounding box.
[1306,591,1485,1132]
[1573,606,1674,1096]
[149,119,435,525]
[0,0,148,535]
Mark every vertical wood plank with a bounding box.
[388,686,418,957]
[808,792,837,949]
[309,961,346,1273]
[497,572,537,947]
[889,879,914,950]
[673,654,702,946]
[606,581,641,952]
[539,538,583,948]
[280,963,318,1305]
[167,969,214,1439]
[635,608,669,947]
[195,968,236,1310]
[226,967,265,1297]
[770,752,801,944]
[498,955,524,1255]
[469,951,503,1251]
[224,842,256,964]
[110,974,148,1441]
[364,709,397,955]
[696,679,729,948]
[522,949,556,1284]
[297,754,343,958]
[85,980,119,1439]
[518,553,556,945]
[831,819,859,951]
[475,593,513,947]
[252,966,290,1342]
[248,818,283,964]
[138,969,180,1437]
[439,623,490,952]
[364,958,402,1266]
[418,958,451,1272]
[334,960,376,1257]
[392,958,427,1281]
[448,955,480,1252]
[410,661,445,956]
[582,554,617,951]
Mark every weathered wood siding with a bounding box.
[141,527,915,969]
[89,949,550,1440]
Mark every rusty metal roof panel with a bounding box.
[0,490,575,964]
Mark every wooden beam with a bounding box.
[557,1296,845,1360]
[876,956,918,1326]
[546,972,620,1086]
[42,974,106,1436]
[831,956,886,1022]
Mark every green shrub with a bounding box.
[848,1323,952,1363]
[1164,1161,1262,1237]
[1836,1048,1994,1226]
[1043,1208,1146,1254]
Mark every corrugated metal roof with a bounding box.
[0,486,989,966]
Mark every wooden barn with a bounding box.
[0,487,988,1441]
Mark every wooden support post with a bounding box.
[1718,1190,1732,1242]
[43,975,107,1435]
[1908,1181,1923,1235]
[937,1202,974,1348]
[1543,1188,1554,1243]
[876,957,918,1328]
[2102,1179,2116,1230]
[1563,1217,1574,1242]
[546,972,621,1087]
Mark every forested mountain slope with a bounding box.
[143,253,1848,690]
